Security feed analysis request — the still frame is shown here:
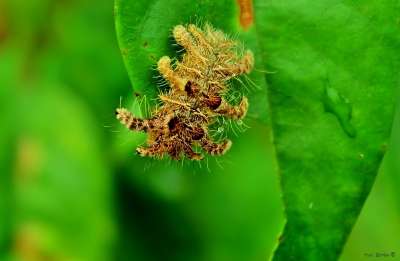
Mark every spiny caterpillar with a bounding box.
[116,23,253,160]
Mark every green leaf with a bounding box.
[114,2,284,260]
[12,88,115,261]
[254,0,400,260]
[114,0,270,123]
[115,0,400,259]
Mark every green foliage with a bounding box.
[1,0,399,260]
[13,89,115,260]
[116,0,399,260]
[254,0,400,259]
[0,1,123,260]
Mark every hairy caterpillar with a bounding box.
[116,23,253,160]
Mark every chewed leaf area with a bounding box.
[116,24,254,160]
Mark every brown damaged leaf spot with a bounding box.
[237,0,254,30]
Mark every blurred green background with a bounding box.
[0,0,398,260]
